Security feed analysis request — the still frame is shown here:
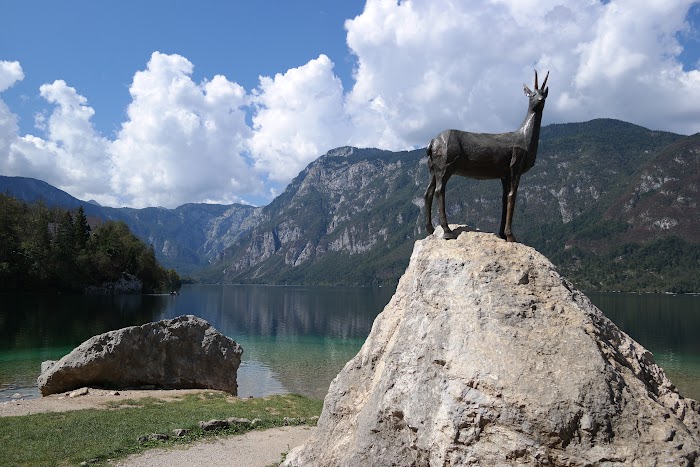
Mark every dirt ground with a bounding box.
[0,388,314,466]
[0,388,223,417]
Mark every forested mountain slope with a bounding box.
[208,119,696,291]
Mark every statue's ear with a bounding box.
[523,84,533,97]
[543,87,549,98]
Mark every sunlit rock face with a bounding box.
[38,315,242,396]
[285,228,700,466]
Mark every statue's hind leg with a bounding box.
[435,174,457,239]
[424,174,436,235]
[499,177,508,240]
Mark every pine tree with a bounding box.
[73,206,90,251]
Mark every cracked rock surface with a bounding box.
[284,228,700,466]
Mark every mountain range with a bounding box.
[1,118,698,292]
[0,175,257,275]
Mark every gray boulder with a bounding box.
[84,272,143,295]
[38,315,242,396]
[284,227,700,466]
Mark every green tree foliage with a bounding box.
[0,194,180,293]
[73,206,90,250]
[554,237,700,293]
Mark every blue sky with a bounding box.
[1,1,363,137]
[1,0,699,208]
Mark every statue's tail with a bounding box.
[426,140,435,176]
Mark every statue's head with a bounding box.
[523,70,549,111]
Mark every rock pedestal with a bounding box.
[284,228,700,466]
[38,315,242,396]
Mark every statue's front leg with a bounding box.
[503,173,521,242]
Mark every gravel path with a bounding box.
[112,426,315,466]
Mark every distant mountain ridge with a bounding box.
[0,176,90,209]
[0,175,258,274]
[2,118,698,291]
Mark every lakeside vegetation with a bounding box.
[0,194,180,293]
[529,210,700,293]
[554,237,700,294]
[0,393,322,466]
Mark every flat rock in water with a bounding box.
[37,315,242,396]
[284,228,700,466]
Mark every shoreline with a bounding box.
[0,387,237,417]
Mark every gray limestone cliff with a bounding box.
[284,228,700,466]
[83,272,143,295]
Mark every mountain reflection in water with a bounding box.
[1,286,698,401]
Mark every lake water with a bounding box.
[1,285,699,402]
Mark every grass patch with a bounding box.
[0,393,322,466]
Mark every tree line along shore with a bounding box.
[0,194,180,294]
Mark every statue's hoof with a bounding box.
[505,235,517,242]
[443,231,458,240]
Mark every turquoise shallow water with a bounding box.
[1,286,698,401]
[587,292,700,401]
[0,285,394,401]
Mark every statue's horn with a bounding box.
[534,70,539,90]
[541,71,549,89]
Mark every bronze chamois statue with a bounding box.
[424,70,549,242]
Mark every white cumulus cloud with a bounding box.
[564,0,700,130]
[343,0,700,146]
[109,52,256,208]
[0,61,23,92]
[1,75,110,201]
[0,62,23,157]
[249,54,350,183]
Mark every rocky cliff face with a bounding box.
[109,203,258,273]
[528,119,681,227]
[284,228,700,466]
[83,272,143,295]
[604,133,700,245]
[214,146,424,284]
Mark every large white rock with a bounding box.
[284,227,700,466]
[38,315,242,396]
